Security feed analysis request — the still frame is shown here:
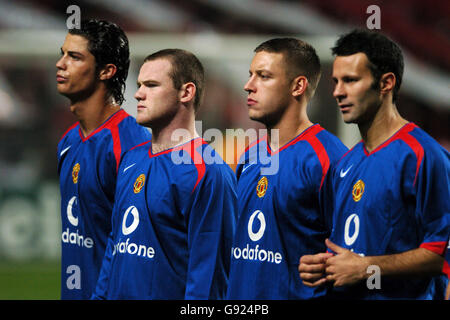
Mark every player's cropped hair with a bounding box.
[69,19,130,105]
[331,29,404,103]
[255,38,322,99]
[144,49,205,112]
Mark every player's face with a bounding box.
[332,53,382,124]
[244,51,292,127]
[56,34,97,101]
[134,58,180,128]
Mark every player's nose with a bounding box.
[134,86,145,101]
[56,56,66,70]
[333,82,345,100]
[244,76,256,93]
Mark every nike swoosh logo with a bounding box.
[241,163,253,174]
[340,165,353,178]
[123,163,136,173]
[60,146,71,156]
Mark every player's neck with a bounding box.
[150,108,198,154]
[359,101,408,153]
[267,100,312,152]
[70,89,120,138]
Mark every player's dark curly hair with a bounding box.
[331,29,404,103]
[69,19,130,105]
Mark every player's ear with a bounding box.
[292,75,308,98]
[179,82,196,105]
[379,72,396,96]
[99,63,117,81]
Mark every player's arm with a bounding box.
[91,231,114,299]
[324,239,444,287]
[299,155,339,287]
[184,166,237,300]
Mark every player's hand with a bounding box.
[324,239,369,287]
[298,252,333,287]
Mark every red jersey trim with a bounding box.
[148,138,208,193]
[443,261,450,278]
[266,124,329,190]
[130,140,151,151]
[78,109,129,142]
[304,134,330,191]
[241,136,266,158]
[362,123,415,156]
[419,241,447,256]
[105,110,130,173]
[108,125,122,173]
[76,109,130,172]
[362,123,423,186]
[267,124,323,155]
[398,128,424,186]
[59,122,79,143]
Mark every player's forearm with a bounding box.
[364,248,444,279]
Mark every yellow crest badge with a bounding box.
[352,179,365,202]
[256,176,268,198]
[72,163,80,184]
[133,174,146,194]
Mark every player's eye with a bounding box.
[343,77,358,83]
[258,72,270,79]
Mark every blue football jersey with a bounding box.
[92,138,237,299]
[227,124,348,299]
[326,123,449,299]
[58,109,151,300]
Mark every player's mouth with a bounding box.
[56,74,68,83]
[247,98,257,106]
[137,104,146,110]
[338,103,352,113]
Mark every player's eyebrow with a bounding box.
[256,69,273,76]
[60,47,85,58]
[249,69,272,76]
[136,79,160,87]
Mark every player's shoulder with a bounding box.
[165,139,236,193]
[200,142,235,178]
[315,126,347,147]
[407,124,448,155]
[115,110,150,135]
[313,126,348,154]
[295,125,348,165]
[393,123,449,168]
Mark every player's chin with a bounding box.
[248,109,263,122]
[136,115,150,126]
[56,85,72,97]
[340,113,357,124]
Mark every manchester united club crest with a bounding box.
[133,174,146,194]
[256,176,268,198]
[72,163,80,184]
[352,179,365,202]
